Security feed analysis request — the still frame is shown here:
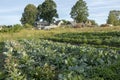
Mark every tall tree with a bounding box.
[70,0,89,23]
[37,0,58,24]
[37,4,42,21]
[107,10,120,26]
[21,4,38,26]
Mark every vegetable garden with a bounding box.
[0,30,120,80]
[47,31,120,48]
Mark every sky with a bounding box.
[0,0,120,25]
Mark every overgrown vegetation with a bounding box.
[0,24,23,33]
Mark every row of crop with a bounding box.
[55,31,120,38]
[0,42,5,75]
[53,32,120,42]
[1,39,120,80]
[47,36,120,47]
[46,31,120,47]
[54,32,120,40]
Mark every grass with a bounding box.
[0,26,120,42]
[0,26,120,53]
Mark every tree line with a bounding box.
[20,0,58,26]
[21,0,120,26]
[107,10,120,26]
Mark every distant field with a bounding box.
[0,26,120,79]
[0,26,120,42]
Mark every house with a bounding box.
[55,20,64,26]
[43,21,64,30]
[35,20,63,30]
[85,20,92,27]
[34,21,49,29]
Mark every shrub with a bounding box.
[0,24,23,33]
[23,23,33,29]
[11,24,23,32]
